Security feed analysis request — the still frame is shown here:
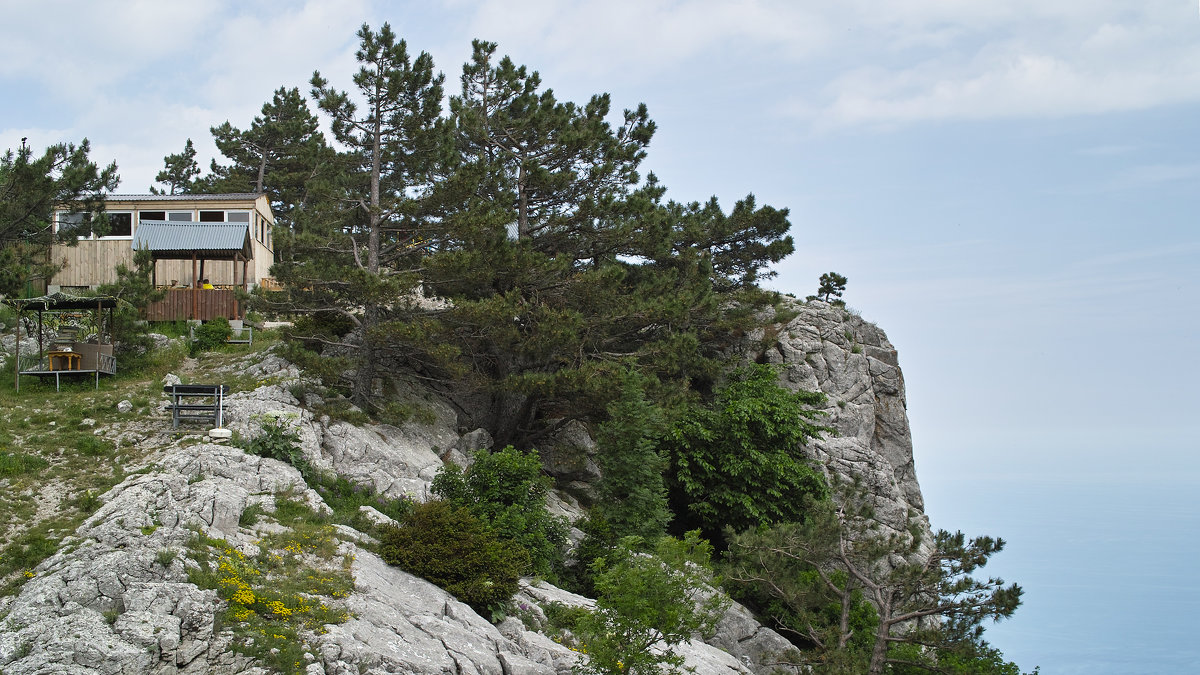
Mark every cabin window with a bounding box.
[99,212,132,238]
[57,211,131,239]
[199,210,251,222]
[139,211,165,222]
[57,212,89,238]
[167,211,193,221]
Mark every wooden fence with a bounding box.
[143,289,239,321]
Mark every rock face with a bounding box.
[755,300,929,545]
[1,302,931,674]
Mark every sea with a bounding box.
[921,470,1200,674]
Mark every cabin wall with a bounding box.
[49,241,134,288]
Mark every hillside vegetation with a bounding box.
[1,19,1031,674]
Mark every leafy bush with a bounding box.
[191,317,231,354]
[665,364,830,540]
[432,445,567,578]
[238,415,310,479]
[379,500,528,616]
[574,532,729,675]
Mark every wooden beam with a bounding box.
[192,254,198,320]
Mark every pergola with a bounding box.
[4,293,119,391]
[134,221,253,320]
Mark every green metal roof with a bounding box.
[132,221,252,259]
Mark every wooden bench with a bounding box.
[164,384,229,429]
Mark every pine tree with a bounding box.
[274,23,445,409]
[203,87,334,228]
[593,373,672,540]
[151,139,199,194]
[817,272,847,303]
[725,482,1024,675]
[0,138,119,295]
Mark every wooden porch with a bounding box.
[144,288,241,321]
[16,350,117,392]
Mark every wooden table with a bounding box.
[48,350,81,371]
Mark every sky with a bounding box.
[3,1,1198,671]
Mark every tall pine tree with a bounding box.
[271,23,446,409]
[203,87,334,228]
[0,138,119,295]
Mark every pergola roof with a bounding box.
[2,292,119,312]
[133,221,252,260]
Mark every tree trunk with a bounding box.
[517,162,529,239]
[868,609,891,675]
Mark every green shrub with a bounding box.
[432,445,567,578]
[665,364,830,541]
[238,416,310,479]
[379,500,528,617]
[191,317,231,354]
[575,532,729,675]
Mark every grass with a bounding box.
[0,326,288,595]
[0,451,49,477]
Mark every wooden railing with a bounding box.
[144,289,239,321]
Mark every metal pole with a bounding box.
[14,305,20,392]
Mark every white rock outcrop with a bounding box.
[756,301,930,547]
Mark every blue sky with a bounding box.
[3,1,1198,671]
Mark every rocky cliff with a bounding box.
[0,303,928,674]
[755,301,930,548]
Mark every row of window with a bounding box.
[56,210,270,249]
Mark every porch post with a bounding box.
[192,254,198,320]
[232,255,239,319]
[95,299,102,389]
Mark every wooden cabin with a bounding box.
[50,194,275,291]
[49,193,276,321]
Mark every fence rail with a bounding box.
[144,289,239,321]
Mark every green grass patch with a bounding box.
[0,451,49,477]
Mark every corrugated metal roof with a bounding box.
[105,193,264,202]
[133,221,251,254]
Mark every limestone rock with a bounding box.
[755,300,931,551]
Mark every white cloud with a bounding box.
[453,0,1200,127]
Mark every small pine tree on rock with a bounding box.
[817,272,848,304]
